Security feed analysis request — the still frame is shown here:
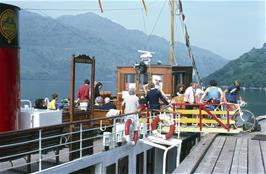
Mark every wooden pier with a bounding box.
[174,116,266,174]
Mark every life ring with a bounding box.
[124,119,138,144]
[151,113,175,140]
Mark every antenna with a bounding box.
[138,50,155,65]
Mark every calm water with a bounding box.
[21,80,266,116]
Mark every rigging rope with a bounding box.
[142,1,167,82]
[141,0,148,16]
[144,0,167,50]
[175,0,201,84]
[98,0,104,13]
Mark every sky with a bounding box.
[2,0,266,60]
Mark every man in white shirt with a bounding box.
[184,82,204,104]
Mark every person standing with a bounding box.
[224,80,243,103]
[122,88,139,144]
[200,80,223,103]
[122,88,139,114]
[48,93,58,110]
[77,79,90,102]
[94,82,103,100]
[145,82,169,110]
[184,82,204,104]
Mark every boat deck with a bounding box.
[173,116,266,174]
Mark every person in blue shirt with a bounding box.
[145,82,169,110]
[224,80,243,103]
[200,80,223,104]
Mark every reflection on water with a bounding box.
[21,80,266,116]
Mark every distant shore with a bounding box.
[241,87,266,90]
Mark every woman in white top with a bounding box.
[122,88,139,143]
[122,88,139,128]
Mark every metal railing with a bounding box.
[1,109,180,173]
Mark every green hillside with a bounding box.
[20,11,228,81]
[204,43,266,87]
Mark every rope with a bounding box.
[175,0,201,84]
[144,0,167,50]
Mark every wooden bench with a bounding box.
[0,125,64,173]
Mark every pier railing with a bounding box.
[171,102,235,132]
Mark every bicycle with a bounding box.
[226,101,256,132]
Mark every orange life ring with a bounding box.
[151,114,175,140]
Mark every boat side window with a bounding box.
[106,163,116,174]
[125,74,136,90]
[118,156,129,174]
[136,152,144,174]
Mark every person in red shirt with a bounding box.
[78,79,90,102]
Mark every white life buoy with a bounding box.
[151,113,175,140]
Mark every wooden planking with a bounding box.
[173,133,217,174]
[212,136,237,174]
[195,136,226,174]
[230,137,248,174]
[248,139,265,174]
[260,141,266,174]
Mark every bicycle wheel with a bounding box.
[235,110,256,132]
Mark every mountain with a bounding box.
[203,43,266,87]
[20,11,228,81]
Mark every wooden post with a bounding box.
[90,57,95,119]
[169,0,175,65]
[69,55,75,160]
[227,108,230,131]
[199,105,202,131]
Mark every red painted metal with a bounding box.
[172,102,231,132]
[0,3,20,132]
[0,48,20,132]
[227,107,230,131]
[199,105,202,131]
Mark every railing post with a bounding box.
[80,123,83,158]
[38,129,42,171]
[227,106,230,132]
[199,105,202,131]
[113,118,117,147]
[149,111,153,136]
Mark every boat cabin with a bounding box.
[116,65,193,102]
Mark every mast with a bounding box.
[169,0,175,65]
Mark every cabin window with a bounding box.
[173,72,185,95]
[106,163,116,174]
[152,74,164,89]
[118,156,128,174]
[70,165,95,174]
[136,152,144,174]
[146,148,155,174]
[125,74,136,90]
